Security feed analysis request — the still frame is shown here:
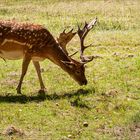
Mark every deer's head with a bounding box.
[57,18,97,85]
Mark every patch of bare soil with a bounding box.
[97,123,140,140]
[0,71,19,86]
[2,125,25,136]
[0,78,18,86]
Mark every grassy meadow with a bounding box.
[0,0,140,139]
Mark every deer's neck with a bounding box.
[47,44,71,67]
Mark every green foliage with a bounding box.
[0,0,140,139]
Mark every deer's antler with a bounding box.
[77,17,97,63]
[57,29,76,55]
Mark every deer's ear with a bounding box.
[61,60,75,69]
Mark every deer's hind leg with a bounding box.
[16,55,31,94]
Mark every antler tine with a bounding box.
[63,29,66,34]
[57,28,77,56]
[68,28,74,33]
[77,18,97,63]
[69,51,78,57]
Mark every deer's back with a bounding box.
[0,20,56,60]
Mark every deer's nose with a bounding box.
[82,80,87,85]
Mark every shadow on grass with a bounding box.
[0,88,95,104]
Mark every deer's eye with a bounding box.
[75,70,80,75]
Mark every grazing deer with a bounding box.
[0,18,97,94]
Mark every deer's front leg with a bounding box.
[33,61,46,93]
[16,55,31,94]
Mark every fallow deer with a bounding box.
[0,18,97,94]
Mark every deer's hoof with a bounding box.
[38,88,47,94]
[16,88,22,94]
[17,91,22,94]
[16,89,22,94]
[38,89,46,100]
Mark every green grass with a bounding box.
[0,0,140,139]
